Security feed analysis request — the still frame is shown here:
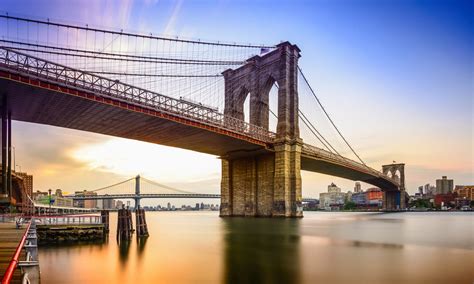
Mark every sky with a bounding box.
[2,0,473,204]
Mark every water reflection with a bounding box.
[118,240,131,265]
[136,236,148,259]
[223,218,301,284]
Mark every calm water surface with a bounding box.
[38,212,473,284]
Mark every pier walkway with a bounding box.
[0,221,26,283]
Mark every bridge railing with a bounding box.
[0,47,275,143]
[301,143,398,185]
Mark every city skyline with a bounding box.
[5,0,473,197]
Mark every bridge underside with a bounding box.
[0,75,266,156]
[300,155,399,191]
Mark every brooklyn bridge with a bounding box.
[0,14,406,217]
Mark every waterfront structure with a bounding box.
[436,176,454,194]
[434,193,456,208]
[366,188,383,207]
[74,190,98,209]
[319,183,347,210]
[16,172,33,197]
[454,185,474,200]
[115,200,124,209]
[34,189,74,207]
[103,198,116,210]
[351,192,367,206]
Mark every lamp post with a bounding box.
[12,146,15,172]
[48,189,52,215]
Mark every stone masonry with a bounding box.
[381,163,406,210]
[220,42,303,217]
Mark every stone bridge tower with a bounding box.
[382,163,406,210]
[220,42,302,217]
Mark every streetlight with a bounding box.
[12,146,15,172]
[48,189,52,215]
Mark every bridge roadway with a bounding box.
[69,193,318,203]
[0,48,398,191]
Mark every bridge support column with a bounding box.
[1,96,7,199]
[382,191,398,211]
[220,141,302,218]
[273,140,302,217]
[134,175,140,210]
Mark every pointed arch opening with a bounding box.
[262,76,279,133]
[243,92,250,124]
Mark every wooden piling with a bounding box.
[135,208,149,237]
[100,210,109,232]
[116,207,133,242]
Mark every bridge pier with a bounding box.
[220,140,302,218]
[382,191,399,211]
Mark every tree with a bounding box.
[344,201,356,210]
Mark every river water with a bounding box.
[38,211,473,284]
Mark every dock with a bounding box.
[0,222,26,284]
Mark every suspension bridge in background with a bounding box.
[66,175,318,208]
[0,13,406,217]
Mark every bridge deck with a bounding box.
[0,222,25,283]
[0,74,267,156]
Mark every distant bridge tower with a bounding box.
[381,163,406,210]
[135,175,141,210]
[220,42,302,217]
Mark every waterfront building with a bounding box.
[103,198,116,210]
[454,185,474,201]
[16,172,33,197]
[115,200,124,209]
[418,186,423,195]
[436,176,453,194]
[74,190,98,209]
[351,192,367,206]
[366,188,383,207]
[354,182,361,193]
[434,193,456,208]
[34,189,73,207]
[319,183,347,210]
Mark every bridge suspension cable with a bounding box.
[297,66,367,166]
[269,83,340,155]
[0,14,274,48]
[141,177,197,195]
[0,12,276,111]
[85,177,136,193]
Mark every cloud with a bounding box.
[163,0,183,36]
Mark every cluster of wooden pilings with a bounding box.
[116,206,149,242]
